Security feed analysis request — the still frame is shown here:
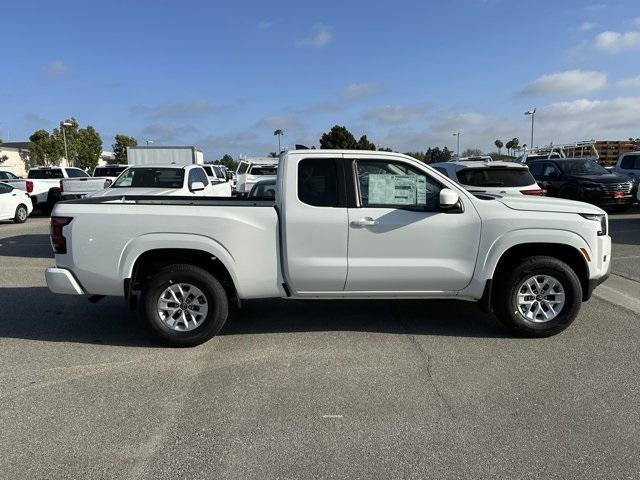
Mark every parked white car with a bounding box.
[0,171,21,181]
[0,182,33,223]
[60,164,130,200]
[202,165,232,196]
[432,161,546,196]
[46,150,610,347]
[235,157,278,195]
[3,166,90,213]
[89,165,216,197]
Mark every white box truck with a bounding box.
[127,146,204,166]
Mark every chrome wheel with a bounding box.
[516,275,565,323]
[156,283,209,332]
[17,206,27,222]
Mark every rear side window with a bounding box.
[112,168,184,188]
[66,168,90,178]
[298,158,338,207]
[249,166,277,176]
[28,169,64,179]
[0,183,13,193]
[457,168,535,187]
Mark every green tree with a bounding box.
[268,152,279,158]
[216,154,238,170]
[510,137,520,154]
[319,125,358,149]
[28,129,63,167]
[461,148,483,157]
[356,135,376,150]
[112,134,138,164]
[494,139,503,154]
[75,126,103,171]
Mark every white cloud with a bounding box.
[139,124,199,143]
[42,60,69,78]
[255,115,306,132]
[584,3,607,12]
[258,20,278,30]
[577,22,597,31]
[594,31,640,54]
[363,104,430,125]
[341,82,384,101]
[521,70,606,96]
[634,17,640,26]
[296,24,333,48]
[616,75,640,89]
[131,100,237,119]
[196,130,273,158]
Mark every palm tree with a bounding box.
[273,129,284,153]
[494,139,503,155]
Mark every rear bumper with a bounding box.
[45,267,84,295]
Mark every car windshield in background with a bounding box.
[457,168,535,187]
[111,168,184,188]
[559,160,610,176]
[94,167,127,177]
[249,166,277,176]
[28,169,64,179]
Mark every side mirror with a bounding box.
[439,188,460,209]
[190,181,205,192]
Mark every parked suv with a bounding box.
[527,158,635,210]
[432,161,545,196]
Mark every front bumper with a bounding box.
[45,267,84,295]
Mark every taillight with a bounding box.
[26,180,34,194]
[50,217,73,254]
[522,188,546,196]
[59,180,64,192]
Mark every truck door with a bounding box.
[345,156,481,293]
[281,155,348,293]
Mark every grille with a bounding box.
[601,182,632,194]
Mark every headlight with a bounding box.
[580,213,607,236]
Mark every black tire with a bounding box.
[493,256,583,337]
[14,204,28,224]
[140,264,229,347]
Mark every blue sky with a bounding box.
[1,0,639,159]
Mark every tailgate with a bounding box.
[62,178,107,193]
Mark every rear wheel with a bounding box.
[14,204,28,223]
[140,264,229,347]
[494,256,583,337]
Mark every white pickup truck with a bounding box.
[4,166,90,212]
[60,164,129,200]
[46,150,611,346]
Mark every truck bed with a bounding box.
[53,195,281,299]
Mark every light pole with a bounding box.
[274,129,284,153]
[61,121,73,166]
[525,109,536,151]
[146,139,154,146]
[452,132,461,158]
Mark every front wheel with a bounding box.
[140,264,229,347]
[14,204,28,223]
[494,256,583,337]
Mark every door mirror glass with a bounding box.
[439,188,460,209]
[190,181,205,192]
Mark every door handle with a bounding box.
[351,217,378,227]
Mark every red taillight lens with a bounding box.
[522,188,546,196]
[26,180,34,194]
[50,217,73,254]
[59,180,64,192]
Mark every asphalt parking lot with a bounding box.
[1,211,639,480]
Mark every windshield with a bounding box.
[249,166,277,176]
[0,171,18,179]
[559,159,610,176]
[112,168,184,188]
[93,166,127,177]
[457,167,535,187]
[28,169,64,179]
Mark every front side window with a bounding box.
[237,162,249,174]
[356,160,441,210]
[112,168,184,188]
[542,163,561,178]
[0,172,18,180]
[298,158,338,207]
[620,154,640,170]
[0,183,13,194]
[249,166,277,176]
[457,167,535,187]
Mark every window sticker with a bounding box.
[368,174,427,205]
